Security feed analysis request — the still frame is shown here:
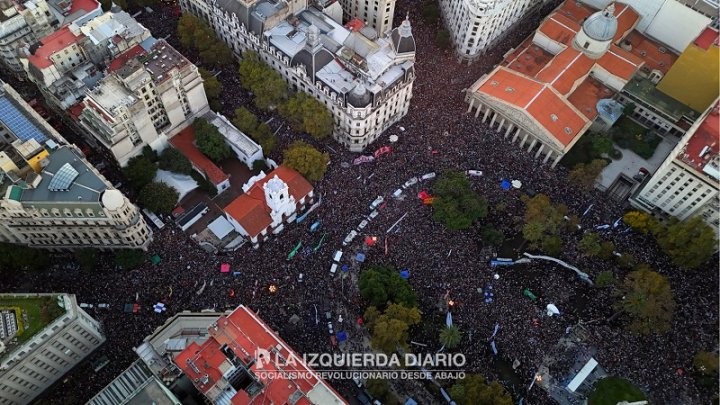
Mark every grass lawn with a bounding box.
[611,117,661,159]
[0,296,64,344]
[589,377,646,405]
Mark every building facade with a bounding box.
[338,0,395,35]
[439,0,543,60]
[79,38,209,166]
[0,0,57,75]
[0,293,106,405]
[180,0,415,152]
[630,99,719,231]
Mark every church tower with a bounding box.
[264,175,296,221]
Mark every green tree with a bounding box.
[0,243,50,273]
[432,171,488,230]
[233,107,259,134]
[123,155,157,191]
[623,102,636,115]
[541,235,563,256]
[421,1,440,23]
[359,265,416,309]
[177,14,201,49]
[439,325,462,349]
[281,93,333,139]
[100,0,112,11]
[194,118,234,163]
[113,0,127,9]
[253,122,277,153]
[74,248,98,272]
[622,211,660,234]
[591,135,613,155]
[239,52,288,110]
[142,145,157,162]
[595,271,615,287]
[569,159,608,190]
[114,249,146,270]
[615,264,675,335]
[365,303,421,354]
[579,232,602,257]
[199,68,223,111]
[436,30,451,49]
[177,14,233,68]
[449,375,512,405]
[656,216,718,269]
[522,194,567,253]
[615,253,636,269]
[282,141,329,181]
[693,351,719,377]
[481,226,504,246]
[139,182,179,215]
[598,241,615,260]
[365,379,390,401]
[159,147,193,175]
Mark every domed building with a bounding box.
[573,3,618,59]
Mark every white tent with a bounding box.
[208,216,234,239]
[154,170,198,201]
[546,304,560,317]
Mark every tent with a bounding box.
[399,269,410,279]
[341,265,349,273]
[546,304,560,317]
[500,180,512,190]
[511,180,522,189]
[220,263,230,273]
[355,253,366,262]
[208,216,234,240]
[153,303,166,313]
[151,255,161,265]
[336,331,348,342]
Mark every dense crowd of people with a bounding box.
[1,1,717,404]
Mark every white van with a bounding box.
[367,210,379,220]
[369,196,384,210]
[466,170,483,177]
[333,250,343,262]
[392,188,403,198]
[97,303,110,309]
[343,230,358,246]
[80,303,93,309]
[330,263,338,274]
[357,220,369,230]
[421,172,436,180]
[403,177,418,188]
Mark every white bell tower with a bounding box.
[264,175,296,221]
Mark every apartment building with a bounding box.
[0,293,106,405]
[631,99,719,231]
[439,0,543,61]
[337,0,395,35]
[180,0,416,152]
[79,39,209,166]
[0,0,56,75]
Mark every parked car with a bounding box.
[403,177,418,188]
[421,172,436,181]
[97,303,110,309]
[369,196,385,210]
[333,250,343,262]
[330,263,338,274]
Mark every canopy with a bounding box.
[500,180,512,190]
[153,303,166,313]
[389,134,399,143]
[341,265,349,273]
[151,255,161,265]
[511,180,522,189]
[336,331,348,342]
[399,269,410,279]
[310,221,321,232]
[208,216,234,240]
[355,253,366,262]
[220,263,230,273]
[546,304,560,316]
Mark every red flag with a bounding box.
[229,289,235,297]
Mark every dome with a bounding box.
[101,189,124,211]
[391,13,416,55]
[347,82,371,108]
[581,3,617,41]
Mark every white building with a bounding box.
[79,38,210,166]
[439,0,543,61]
[631,98,719,231]
[337,0,396,36]
[0,0,57,75]
[203,110,263,168]
[224,165,314,248]
[180,0,416,152]
[0,293,106,405]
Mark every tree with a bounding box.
[615,264,675,335]
[481,226,504,246]
[253,122,277,153]
[588,377,646,405]
[432,171,488,230]
[142,145,157,162]
[139,182,179,215]
[159,147,193,175]
[623,102,636,116]
[365,379,390,401]
[239,52,288,110]
[693,351,719,377]
[199,68,223,111]
[591,135,613,155]
[282,141,329,181]
[114,249,146,270]
[74,248,98,272]
[598,241,615,259]
[439,325,462,349]
[449,375,512,405]
[656,216,718,269]
[100,0,112,11]
[622,211,659,234]
[615,253,636,269]
[366,303,421,354]
[579,232,602,257]
[359,265,416,308]
[0,243,50,273]
[194,118,234,163]
[436,30,451,49]
[281,93,333,139]
[177,14,201,49]
[595,271,615,287]
[233,107,259,135]
[522,194,567,254]
[177,14,233,68]
[569,159,608,190]
[123,155,157,191]
[421,1,440,23]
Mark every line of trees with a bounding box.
[177,14,234,68]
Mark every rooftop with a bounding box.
[204,111,261,159]
[174,305,346,405]
[107,44,146,73]
[78,10,147,46]
[86,74,135,115]
[0,86,52,145]
[27,25,85,69]
[624,76,700,122]
[169,126,229,186]
[621,31,678,75]
[694,26,719,50]
[677,102,720,181]
[0,295,65,361]
[139,39,191,84]
[87,361,180,405]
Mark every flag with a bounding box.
[490,323,500,339]
[353,155,375,165]
[373,146,392,159]
[490,341,498,355]
[384,237,388,255]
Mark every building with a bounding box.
[174,305,347,405]
[0,0,57,75]
[86,361,182,405]
[657,27,719,112]
[0,293,106,405]
[180,0,416,152]
[169,125,231,194]
[337,0,395,36]
[79,38,210,166]
[464,0,695,167]
[439,0,543,61]
[630,99,719,231]
[224,165,313,248]
[203,111,264,169]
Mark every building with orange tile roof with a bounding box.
[169,126,230,192]
[175,305,347,405]
[224,166,314,248]
[631,98,719,233]
[465,0,699,167]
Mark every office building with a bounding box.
[0,293,106,405]
[180,0,416,152]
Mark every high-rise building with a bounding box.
[180,0,416,152]
[439,0,543,61]
[174,305,347,405]
[0,293,106,405]
[78,39,209,166]
[337,0,396,36]
[630,98,719,231]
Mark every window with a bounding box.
[583,41,590,49]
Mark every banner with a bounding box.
[373,146,392,159]
[353,155,375,165]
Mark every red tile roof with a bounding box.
[677,102,719,175]
[345,18,365,32]
[613,3,640,42]
[504,37,554,76]
[67,0,100,15]
[169,126,229,186]
[621,31,677,74]
[567,77,613,120]
[525,86,589,146]
[535,48,595,95]
[107,44,146,73]
[27,26,84,69]
[694,27,719,50]
[175,305,347,405]
[224,166,312,238]
[538,1,638,46]
[67,102,85,122]
[477,67,545,109]
[597,45,643,80]
[537,14,579,45]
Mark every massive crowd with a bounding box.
[1,1,717,404]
